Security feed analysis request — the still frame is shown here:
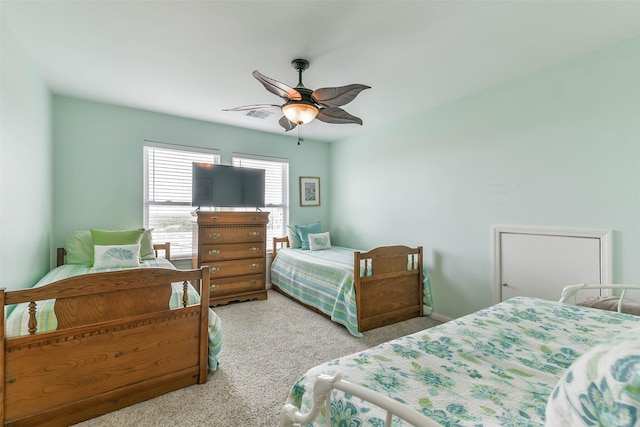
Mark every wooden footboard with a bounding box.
[355,246,423,332]
[272,237,424,333]
[1,267,210,426]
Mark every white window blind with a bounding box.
[143,142,219,259]
[232,153,289,251]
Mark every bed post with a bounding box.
[198,266,210,384]
[354,251,363,332]
[56,248,66,267]
[418,246,424,317]
[1,288,6,424]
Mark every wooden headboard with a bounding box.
[56,242,171,267]
[272,236,290,256]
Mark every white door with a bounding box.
[493,227,611,303]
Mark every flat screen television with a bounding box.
[192,163,265,208]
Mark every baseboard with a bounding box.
[429,312,452,323]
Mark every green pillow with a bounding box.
[287,225,302,249]
[295,222,323,250]
[91,228,145,246]
[65,230,94,264]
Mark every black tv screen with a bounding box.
[192,163,265,208]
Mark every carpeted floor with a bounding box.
[76,290,442,426]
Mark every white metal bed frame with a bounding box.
[559,283,640,312]
[279,374,444,427]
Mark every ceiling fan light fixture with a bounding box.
[282,101,318,125]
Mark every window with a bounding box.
[232,153,289,251]
[143,141,219,259]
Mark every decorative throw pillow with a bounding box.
[91,228,145,246]
[308,232,331,251]
[295,222,323,250]
[578,297,640,316]
[65,230,94,264]
[93,244,141,269]
[140,228,156,260]
[545,327,640,426]
[287,225,302,249]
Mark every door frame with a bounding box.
[492,225,612,304]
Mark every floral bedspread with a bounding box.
[286,297,640,426]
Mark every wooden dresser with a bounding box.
[194,210,269,306]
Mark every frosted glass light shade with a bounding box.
[282,102,318,125]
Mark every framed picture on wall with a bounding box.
[300,176,320,206]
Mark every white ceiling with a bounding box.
[2,1,639,142]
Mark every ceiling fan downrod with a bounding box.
[291,58,310,88]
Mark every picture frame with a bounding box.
[299,176,320,206]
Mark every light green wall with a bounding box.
[4,22,638,327]
[52,96,330,250]
[329,37,640,319]
[0,19,53,291]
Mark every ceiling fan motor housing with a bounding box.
[291,58,310,72]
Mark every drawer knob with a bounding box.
[250,247,258,254]
[209,233,220,239]
[210,216,219,222]
[249,263,259,270]
[209,249,221,256]
[249,231,260,238]
[210,267,220,274]
[251,216,257,222]
[210,284,219,292]
[250,279,257,285]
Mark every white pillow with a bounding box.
[140,228,156,260]
[308,232,331,251]
[545,327,640,426]
[93,244,141,269]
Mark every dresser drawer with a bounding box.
[200,226,265,244]
[197,212,269,225]
[204,259,264,278]
[201,243,265,262]
[209,274,264,298]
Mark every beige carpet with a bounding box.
[76,290,441,426]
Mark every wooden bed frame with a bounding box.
[1,243,210,426]
[272,237,424,332]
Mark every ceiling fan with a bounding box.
[224,59,370,133]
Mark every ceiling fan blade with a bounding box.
[253,70,302,101]
[223,104,281,112]
[312,84,370,108]
[316,107,363,125]
[278,116,297,131]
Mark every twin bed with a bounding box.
[280,286,640,426]
[1,235,223,426]
[270,236,433,337]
